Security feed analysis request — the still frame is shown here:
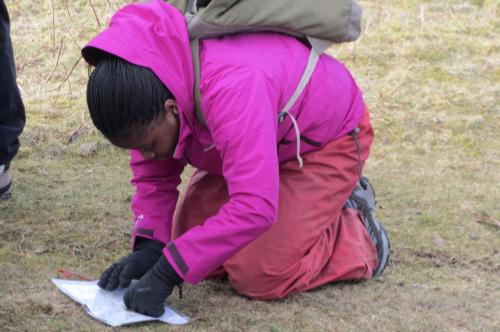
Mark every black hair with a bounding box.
[86,55,174,139]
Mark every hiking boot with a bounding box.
[0,168,13,200]
[344,176,390,277]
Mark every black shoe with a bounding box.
[0,168,12,200]
[344,177,390,277]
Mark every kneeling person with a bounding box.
[83,1,389,317]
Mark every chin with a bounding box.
[155,152,173,160]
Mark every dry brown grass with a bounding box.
[1,0,499,331]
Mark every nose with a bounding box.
[140,150,156,160]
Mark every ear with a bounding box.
[163,99,179,118]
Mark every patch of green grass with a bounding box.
[1,0,499,331]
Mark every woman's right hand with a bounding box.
[98,237,165,291]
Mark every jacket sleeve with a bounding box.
[129,150,185,247]
[163,69,280,283]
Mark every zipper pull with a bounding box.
[178,282,183,300]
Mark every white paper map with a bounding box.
[52,278,190,327]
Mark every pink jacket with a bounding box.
[82,0,366,284]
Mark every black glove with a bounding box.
[98,237,164,291]
[123,255,182,317]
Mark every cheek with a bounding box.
[156,133,176,155]
[152,117,179,157]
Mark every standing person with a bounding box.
[83,0,389,317]
[0,0,25,200]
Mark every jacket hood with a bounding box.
[82,0,195,158]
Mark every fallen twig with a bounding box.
[476,212,500,230]
[67,122,91,144]
[57,268,92,281]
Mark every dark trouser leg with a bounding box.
[0,0,25,168]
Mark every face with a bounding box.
[110,99,180,160]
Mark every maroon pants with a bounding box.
[173,111,377,299]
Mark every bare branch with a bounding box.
[48,0,56,48]
[88,0,102,28]
[45,39,64,83]
[420,4,425,25]
[105,0,114,11]
[54,55,82,106]
[64,0,73,19]
[58,55,82,90]
[57,16,80,49]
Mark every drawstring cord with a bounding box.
[350,127,362,180]
[178,282,183,300]
[278,112,362,175]
[279,111,303,168]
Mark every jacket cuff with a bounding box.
[130,215,171,249]
[163,242,194,284]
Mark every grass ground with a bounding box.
[1,0,499,331]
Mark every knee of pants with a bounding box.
[225,257,295,300]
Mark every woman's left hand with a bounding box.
[123,255,182,317]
